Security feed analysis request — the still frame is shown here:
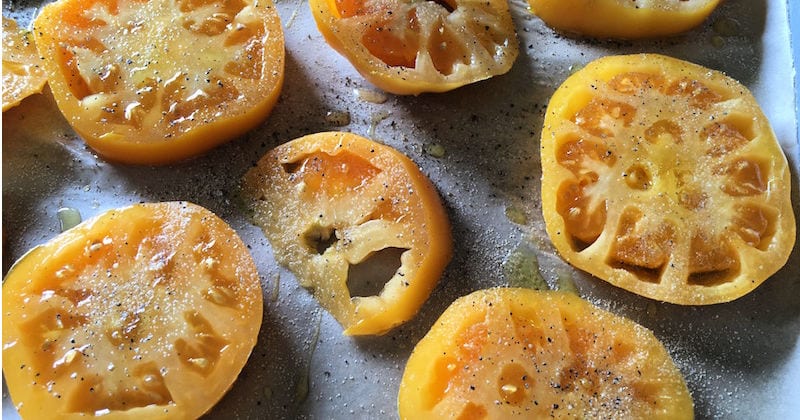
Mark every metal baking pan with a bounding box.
[3,0,798,418]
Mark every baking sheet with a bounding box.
[2,0,799,418]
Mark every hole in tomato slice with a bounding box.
[304,225,338,254]
[347,247,407,297]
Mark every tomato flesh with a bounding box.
[399,288,694,419]
[2,202,263,419]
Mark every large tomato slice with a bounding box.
[540,54,796,305]
[527,0,721,39]
[309,0,519,94]
[31,0,285,165]
[2,202,263,419]
[241,131,452,335]
[2,16,48,112]
[399,288,693,419]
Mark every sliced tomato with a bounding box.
[2,16,48,112]
[2,202,263,419]
[527,0,721,39]
[241,131,452,335]
[540,53,796,304]
[31,0,285,165]
[309,0,519,94]
[399,288,693,418]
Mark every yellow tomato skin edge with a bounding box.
[540,54,796,305]
[2,202,263,419]
[528,0,721,39]
[32,0,285,165]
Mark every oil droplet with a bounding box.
[270,272,280,303]
[505,206,527,225]
[57,207,82,232]
[424,143,446,158]
[713,17,739,36]
[354,88,388,104]
[556,267,578,295]
[368,111,391,138]
[325,110,351,127]
[503,243,549,291]
[295,310,322,404]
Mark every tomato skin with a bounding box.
[32,0,285,165]
[242,131,452,335]
[540,54,795,304]
[309,0,519,94]
[399,288,694,419]
[528,0,721,39]
[2,202,263,419]
[2,17,48,112]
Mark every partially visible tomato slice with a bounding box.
[2,202,263,419]
[540,54,795,304]
[399,288,694,419]
[32,0,285,165]
[242,131,452,335]
[2,16,48,112]
[309,0,519,94]
[527,0,721,39]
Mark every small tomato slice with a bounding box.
[527,0,721,39]
[32,0,285,165]
[2,16,48,112]
[2,202,262,419]
[309,0,519,94]
[241,131,452,335]
[399,288,693,419]
[540,54,796,304]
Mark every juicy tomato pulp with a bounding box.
[540,54,796,304]
[310,0,519,94]
[399,288,693,419]
[32,0,285,164]
[2,16,48,111]
[242,131,452,335]
[2,202,263,419]
[527,0,721,39]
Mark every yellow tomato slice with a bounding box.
[527,0,721,39]
[2,202,263,419]
[540,54,796,305]
[399,288,693,419]
[32,0,285,165]
[241,131,452,335]
[2,16,48,112]
[309,0,519,94]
